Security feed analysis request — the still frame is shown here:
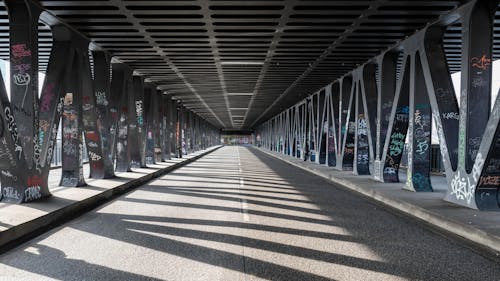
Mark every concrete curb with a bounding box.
[255,147,500,256]
[0,146,222,251]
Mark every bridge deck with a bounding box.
[0,146,498,281]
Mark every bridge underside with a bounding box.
[0,0,497,212]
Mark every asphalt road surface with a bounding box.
[0,146,499,281]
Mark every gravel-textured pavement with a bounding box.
[0,146,499,281]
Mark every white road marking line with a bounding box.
[237,148,250,222]
[241,199,250,222]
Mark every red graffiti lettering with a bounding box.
[27,175,42,187]
[86,131,99,142]
[91,162,103,170]
[40,83,55,112]
[478,176,500,186]
[11,44,32,58]
[471,55,491,71]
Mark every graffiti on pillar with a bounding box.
[96,91,109,106]
[474,129,500,209]
[136,101,144,127]
[92,52,116,178]
[4,106,22,160]
[10,41,36,175]
[115,106,130,172]
[144,86,156,163]
[146,131,154,164]
[11,44,32,59]
[96,96,114,176]
[379,100,393,149]
[409,102,432,191]
[132,99,146,167]
[470,55,491,72]
[60,90,85,187]
[0,138,17,167]
[450,170,475,205]
[13,68,32,85]
[252,3,500,211]
[319,121,327,164]
[433,86,459,171]
[0,7,214,202]
[327,124,336,167]
[40,83,55,114]
[81,53,106,179]
[356,114,370,175]
[11,44,32,108]
[128,81,142,169]
[441,112,459,120]
[164,108,172,158]
[110,64,133,173]
[337,78,352,170]
[414,107,430,158]
[383,105,409,182]
[0,2,45,202]
[342,121,355,170]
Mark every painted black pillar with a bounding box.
[354,81,370,175]
[374,51,398,181]
[176,101,183,158]
[5,0,41,171]
[111,63,132,173]
[35,25,75,194]
[166,97,175,157]
[353,64,378,176]
[78,44,106,179]
[0,20,74,201]
[341,80,355,171]
[60,54,86,187]
[132,76,147,168]
[92,51,115,178]
[159,93,167,161]
[127,76,141,169]
[405,53,432,191]
[152,90,162,162]
[1,0,45,201]
[328,84,339,167]
[460,0,496,174]
[382,55,411,183]
[318,90,327,165]
[162,94,171,161]
[144,83,155,164]
[336,77,353,170]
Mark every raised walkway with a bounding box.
[0,146,221,250]
[256,147,500,256]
